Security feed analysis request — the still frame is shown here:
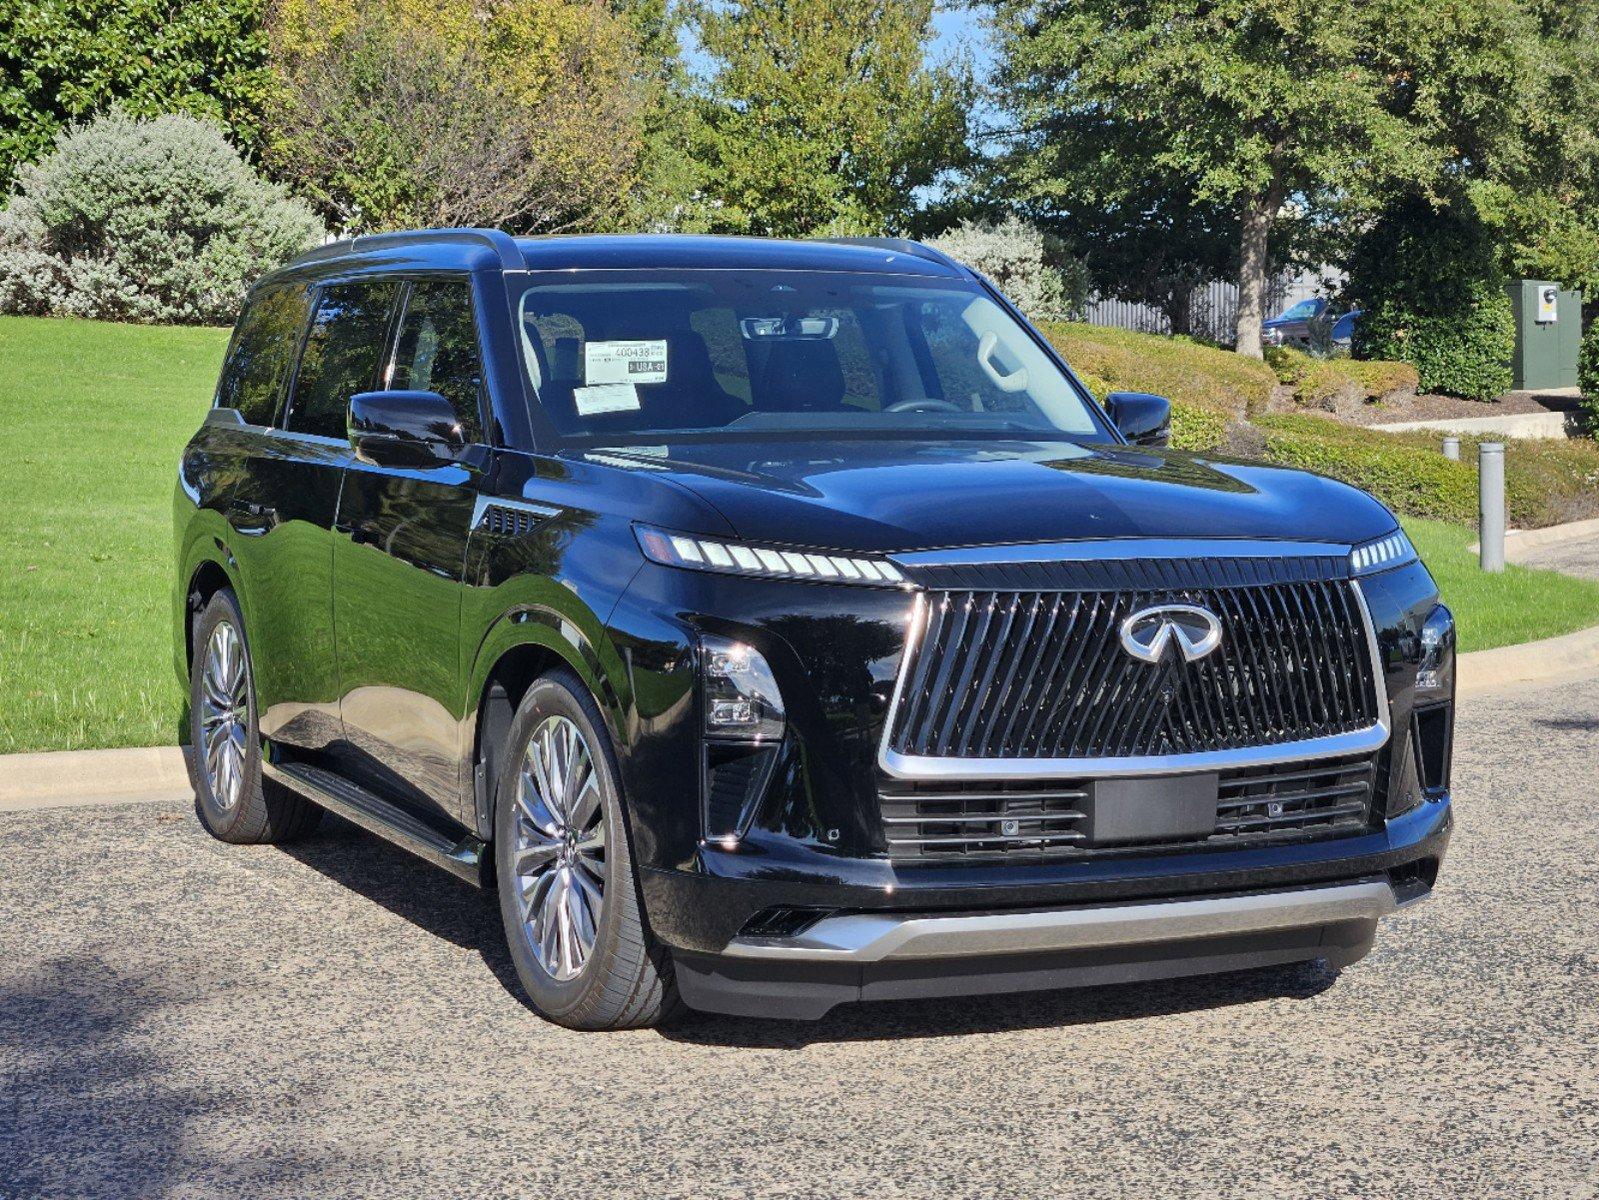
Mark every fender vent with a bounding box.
[478,501,559,538]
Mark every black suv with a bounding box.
[174,230,1454,1029]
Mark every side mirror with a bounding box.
[348,391,467,466]
[1104,392,1172,448]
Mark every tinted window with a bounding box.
[387,281,484,442]
[286,281,399,439]
[516,270,1102,439]
[216,285,311,426]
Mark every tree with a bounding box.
[690,0,970,237]
[0,0,274,191]
[264,0,646,233]
[610,0,711,230]
[989,0,1477,357]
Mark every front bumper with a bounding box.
[652,797,1450,1019]
[672,870,1435,1020]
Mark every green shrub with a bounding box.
[1041,321,1277,419]
[1347,200,1515,401]
[0,110,324,325]
[1168,401,1229,452]
[1264,345,1420,407]
[1344,357,1420,398]
[1257,413,1599,528]
[1579,319,1599,429]
[1256,413,1478,522]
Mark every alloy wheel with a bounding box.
[199,621,249,810]
[512,714,607,981]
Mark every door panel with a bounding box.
[331,278,488,823]
[231,278,400,752]
[227,430,350,750]
[333,464,478,819]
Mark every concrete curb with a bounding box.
[0,746,193,813]
[1371,410,1576,440]
[2,625,1597,811]
[1454,623,1599,698]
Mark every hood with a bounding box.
[573,437,1398,553]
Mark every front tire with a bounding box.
[189,589,320,844]
[494,670,681,1030]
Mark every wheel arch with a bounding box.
[465,605,631,842]
[182,555,241,675]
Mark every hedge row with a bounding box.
[1263,347,1420,408]
[1040,321,1277,420]
[1256,413,1599,529]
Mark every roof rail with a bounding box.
[289,227,526,272]
[819,236,968,274]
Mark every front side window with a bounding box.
[285,280,400,439]
[386,280,484,443]
[515,270,1104,441]
[216,284,312,426]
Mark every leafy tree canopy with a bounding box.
[987,0,1551,356]
[690,0,971,237]
[264,0,647,233]
[0,0,274,190]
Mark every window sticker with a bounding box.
[573,382,642,416]
[584,339,668,385]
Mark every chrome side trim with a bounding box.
[890,538,1351,569]
[723,880,1401,962]
[874,576,1391,781]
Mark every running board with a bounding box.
[264,760,487,886]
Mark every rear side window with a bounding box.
[387,280,484,443]
[216,285,312,426]
[285,281,400,439]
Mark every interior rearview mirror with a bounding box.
[1104,392,1172,448]
[348,391,468,466]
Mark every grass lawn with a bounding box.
[0,316,225,753]
[0,315,1596,753]
[1403,517,1599,653]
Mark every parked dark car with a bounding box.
[1262,297,1362,351]
[174,231,1453,1029]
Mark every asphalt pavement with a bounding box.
[2,679,1597,1199]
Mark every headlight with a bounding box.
[1416,604,1455,694]
[636,525,908,587]
[1349,529,1418,576]
[701,635,785,742]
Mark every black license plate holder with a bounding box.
[1082,772,1220,845]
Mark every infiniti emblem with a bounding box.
[1119,604,1224,665]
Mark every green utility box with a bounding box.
[1508,279,1582,391]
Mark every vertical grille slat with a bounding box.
[888,576,1380,763]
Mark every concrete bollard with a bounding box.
[1442,436,1460,461]
[1479,441,1505,573]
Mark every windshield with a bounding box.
[513,270,1105,441]
[1274,298,1325,321]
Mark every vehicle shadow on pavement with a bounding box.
[278,814,525,996]
[660,961,1341,1049]
[278,815,1341,1048]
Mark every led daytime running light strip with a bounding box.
[637,526,908,586]
[1350,531,1416,575]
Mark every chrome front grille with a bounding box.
[883,578,1382,769]
[880,755,1377,863]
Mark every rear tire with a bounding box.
[493,669,682,1030]
[189,588,321,844]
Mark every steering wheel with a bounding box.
[885,397,964,414]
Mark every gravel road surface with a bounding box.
[3,681,1596,1199]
